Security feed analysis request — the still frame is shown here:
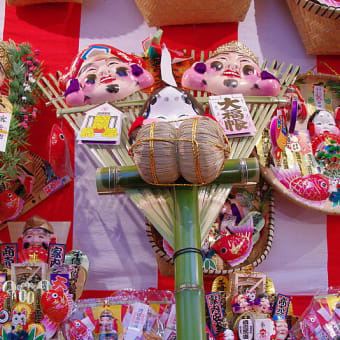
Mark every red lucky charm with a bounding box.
[48,124,74,179]
[41,289,71,323]
[0,190,24,224]
[68,319,93,340]
[271,164,330,202]
[212,216,254,267]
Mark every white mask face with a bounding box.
[145,87,199,128]
[313,110,339,136]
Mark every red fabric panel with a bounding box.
[327,214,340,288]
[1,3,81,251]
[317,55,340,290]
[161,23,238,54]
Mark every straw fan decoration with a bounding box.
[37,51,299,259]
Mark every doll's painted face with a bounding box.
[275,319,289,340]
[312,110,339,136]
[99,315,114,332]
[224,329,235,340]
[22,228,53,250]
[144,87,200,128]
[253,296,272,314]
[182,52,281,96]
[232,294,251,314]
[76,54,152,105]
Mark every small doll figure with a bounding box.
[18,215,57,263]
[231,294,252,314]
[273,316,289,340]
[307,109,340,171]
[181,40,281,97]
[308,109,340,138]
[253,294,273,314]
[60,44,154,107]
[98,309,118,340]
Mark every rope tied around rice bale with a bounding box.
[129,116,231,186]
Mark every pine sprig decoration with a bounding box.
[325,80,340,99]
[0,40,43,187]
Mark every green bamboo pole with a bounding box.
[173,186,205,340]
[96,158,259,193]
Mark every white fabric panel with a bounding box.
[239,0,316,73]
[0,1,5,40]
[79,0,156,54]
[74,0,328,293]
[75,0,158,290]
[240,1,327,295]
[73,144,158,290]
[257,192,328,295]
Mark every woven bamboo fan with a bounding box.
[6,0,82,5]
[134,0,251,27]
[146,182,275,277]
[286,0,340,55]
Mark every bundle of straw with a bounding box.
[132,122,179,184]
[178,116,229,184]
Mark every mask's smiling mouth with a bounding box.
[100,76,116,84]
[223,70,240,78]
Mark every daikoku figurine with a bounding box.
[181,40,281,97]
[273,316,289,340]
[60,44,154,106]
[18,215,57,263]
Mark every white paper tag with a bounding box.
[161,44,177,87]
[124,302,149,340]
[166,304,177,330]
[209,94,256,137]
[78,103,122,145]
[314,85,325,109]
[0,111,12,152]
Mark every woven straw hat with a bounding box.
[23,215,54,234]
[211,40,258,64]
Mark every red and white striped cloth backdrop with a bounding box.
[0,0,339,316]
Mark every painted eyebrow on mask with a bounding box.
[79,62,97,75]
